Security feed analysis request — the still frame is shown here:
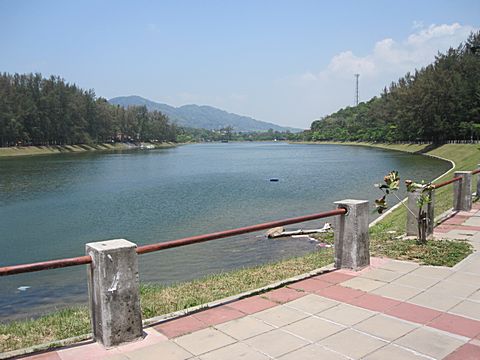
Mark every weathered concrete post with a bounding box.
[86,239,143,347]
[453,171,472,211]
[406,189,435,237]
[476,164,480,197]
[333,199,370,270]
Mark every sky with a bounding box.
[1,1,479,129]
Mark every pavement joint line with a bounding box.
[313,341,356,360]
[349,327,390,343]
[389,342,437,360]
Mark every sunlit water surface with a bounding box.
[0,142,450,320]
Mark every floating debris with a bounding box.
[266,223,332,239]
[269,178,279,182]
[17,286,31,291]
[317,243,333,248]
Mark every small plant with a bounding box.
[375,170,434,244]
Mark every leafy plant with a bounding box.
[375,171,434,244]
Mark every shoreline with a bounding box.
[1,141,478,355]
[0,142,177,158]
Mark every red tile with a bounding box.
[444,343,480,360]
[316,271,355,284]
[442,216,469,225]
[315,284,365,302]
[193,305,244,325]
[228,296,277,314]
[385,302,442,324]
[428,313,480,338]
[153,315,207,338]
[56,341,113,360]
[435,225,457,233]
[349,293,402,312]
[22,352,62,360]
[288,278,332,292]
[263,287,306,303]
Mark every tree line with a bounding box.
[308,31,480,143]
[0,73,178,147]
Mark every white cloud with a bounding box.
[284,22,477,127]
[300,22,475,83]
[327,51,376,76]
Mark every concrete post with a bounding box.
[86,239,143,347]
[453,171,472,211]
[406,189,435,237]
[476,164,480,197]
[333,199,370,270]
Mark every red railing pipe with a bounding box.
[136,208,347,255]
[0,208,347,276]
[0,255,92,277]
[472,169,480,175]
[433,176,463,189]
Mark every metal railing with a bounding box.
[0,208,347,277]
[433,175,463,189]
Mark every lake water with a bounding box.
[0,142,450,320]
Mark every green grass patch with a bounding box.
[0,249,333,353]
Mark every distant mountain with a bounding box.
[108,96,301,133]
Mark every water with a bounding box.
[0,142,450,320]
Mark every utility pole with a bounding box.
[354,74,360,106]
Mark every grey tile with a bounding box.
[378,260,419,273]
[282,316,344,342]
[409,291,463,311]
[252,305,308,327]
[278,344,347,359]
[354,314,418,341]
[394,327,465,359]
[341,277,386,292]
[319,329,386,359]
[285,294,338,314]
[449,300,480,320]
[198,342,268,360]
[363,344,431,360]
[371,283,422,301]
[361,268,404,282]
[175,328,236,356]
[244,329,308,358]
[215,316,274,340]
[391,273,439,290]
[318,303,376,326]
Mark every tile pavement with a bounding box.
[13,207,480,359]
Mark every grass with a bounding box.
[0,142,176,157]
[0,250,333,353]
[1,142,478,354]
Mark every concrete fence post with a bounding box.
[333,199,370,270]
[86,239,143,347]
[476,164,480,197]
[453,171,472,211]
[406,189,435,238]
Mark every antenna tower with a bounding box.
[354,74,359,106]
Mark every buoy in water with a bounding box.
[269,178,279,182]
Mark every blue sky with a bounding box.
[1,1,479,129]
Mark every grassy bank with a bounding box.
[0,142,176,158]
[1,142,477,354]
[0,250,333,353]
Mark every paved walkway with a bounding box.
[16,205,480,360]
